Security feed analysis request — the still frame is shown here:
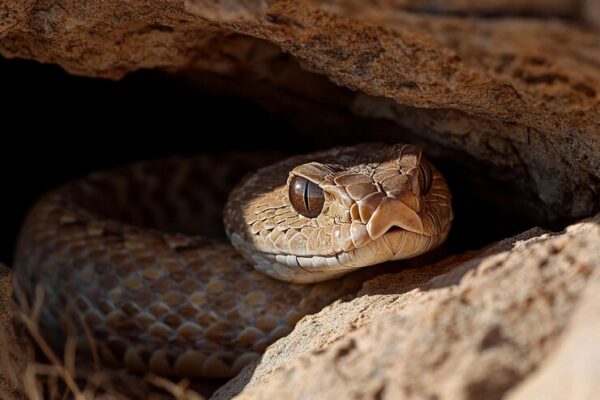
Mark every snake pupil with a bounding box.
[289,176,324,218]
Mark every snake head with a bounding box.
[225,143,453,283]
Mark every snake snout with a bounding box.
[365,197,426,240]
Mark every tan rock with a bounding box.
[2,1,598,223]
[508,272,600,400]
[212,215,600,399]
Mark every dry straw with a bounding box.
[1,282,204,400]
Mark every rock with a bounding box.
[2,2,599,222]
[187,3,600,223]
[508,272,600,400]
[0,264,30,400]
[2,1,598,223]
[0,0,228,79]
[212,215,600,400]
[190,0,600,222]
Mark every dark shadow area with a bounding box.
[0,56,534,265]
[0,57,311,264]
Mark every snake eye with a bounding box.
[418,161,433,195]
[289,176,325,218]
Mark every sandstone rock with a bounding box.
[190,0,600,221]
[2,1,598,223]
[508,272,600,400]
[212,215,599,400]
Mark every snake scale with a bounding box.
[14,143,452,379]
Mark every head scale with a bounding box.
[225,143,453,283]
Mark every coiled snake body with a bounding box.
[15,143,452,378]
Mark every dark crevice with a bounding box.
[0,55,539,267]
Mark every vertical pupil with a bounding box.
[289,176,324,218]
[302,180,310,213]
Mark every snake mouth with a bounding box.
[249,197,450,282]
[261,223,450,280]
[242,193,451,284]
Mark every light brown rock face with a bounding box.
[212,215,600,400]
[508,271,600,400]
[1,0,599,223]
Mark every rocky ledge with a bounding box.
[2,0,600,222]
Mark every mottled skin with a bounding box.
[15,144,452,378]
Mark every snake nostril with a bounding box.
[386,226,404,234]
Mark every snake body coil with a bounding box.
[15,143,452,378]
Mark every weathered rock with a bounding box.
[2,1,598,223]
[191,1,600,221]
[508,272,600,400]
[212,215,599,400]
[0,0,233,78]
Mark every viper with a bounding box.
[15,143,452,378]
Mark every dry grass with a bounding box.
[0,284,205,400]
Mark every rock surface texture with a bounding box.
[1,0,599,223]
[213,215,600,400]
[508,268,600,400]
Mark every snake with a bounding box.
[14,143,452,379]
